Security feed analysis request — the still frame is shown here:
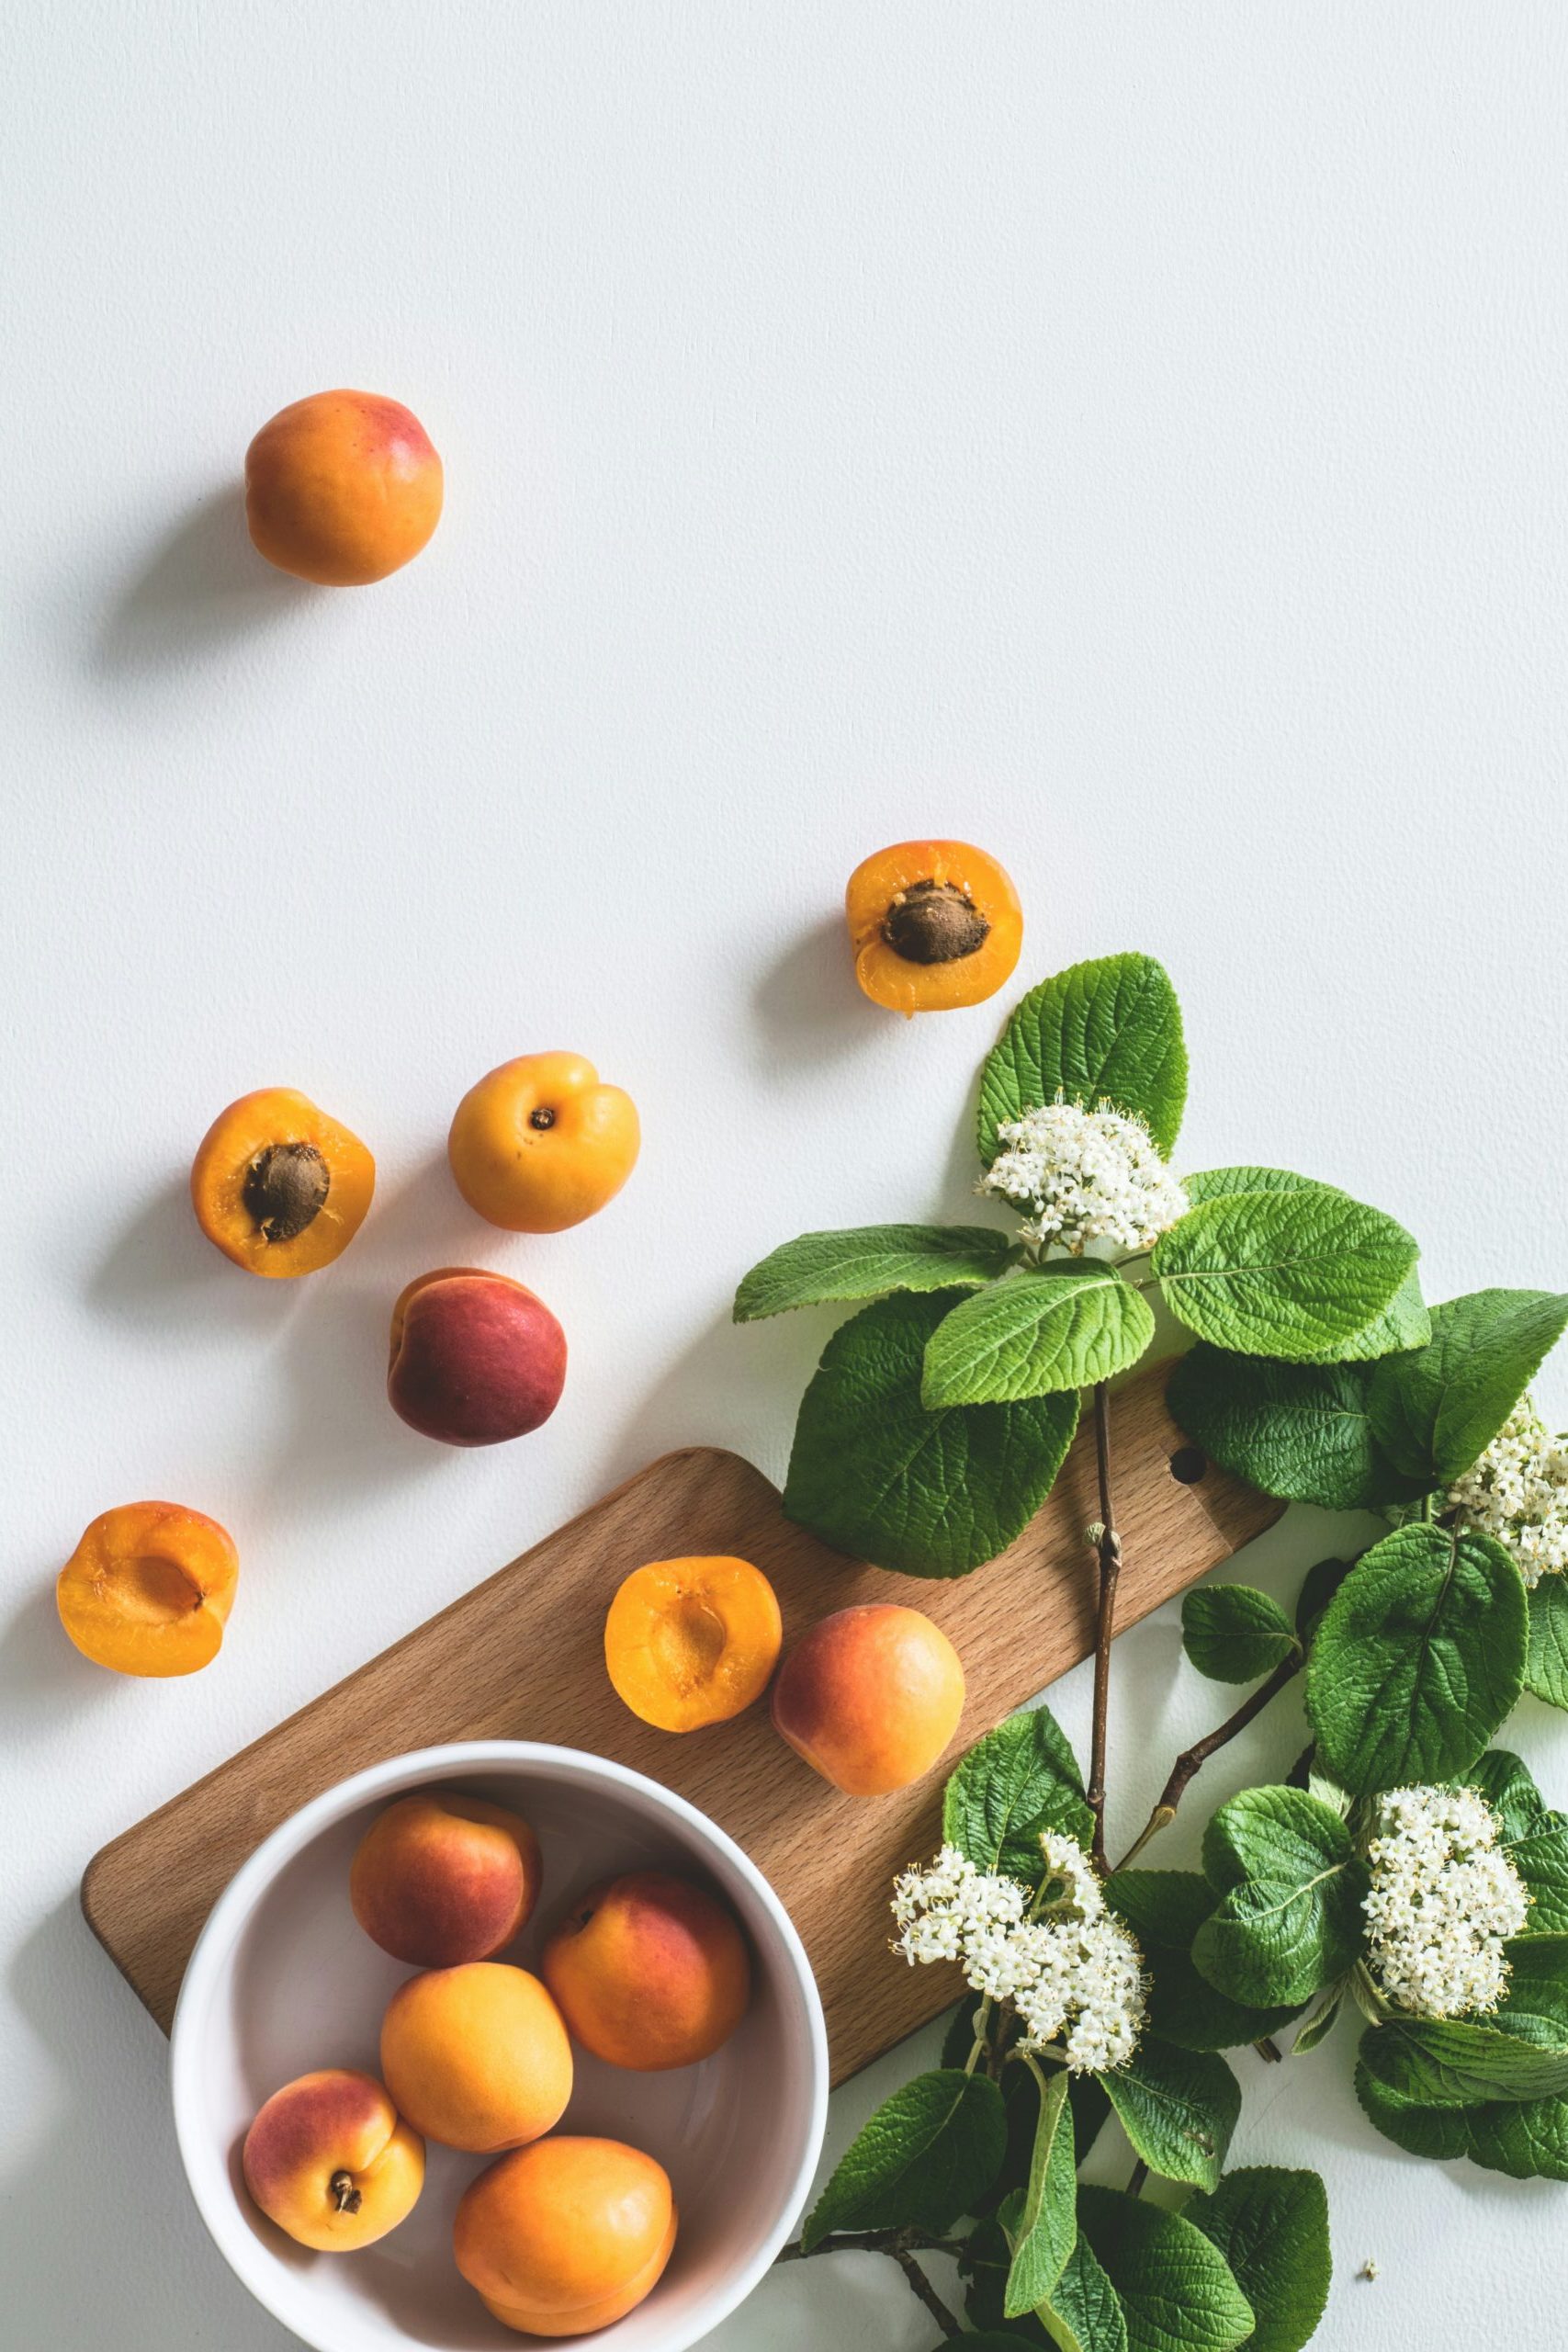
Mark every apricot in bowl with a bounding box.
[57,1499,238,1677]
[448,1051,640,1233]
[245,390,443,586]
[242,2068,423,2253]
[605,1555,783,1732]
[387,1267,567,1446]
[456,2136,677,2337]
[350,1791,543,1968]
[543,1868,750,2073]
[380,1961,573,2154]
[846,839,1022,1013]
[191,1086,375,1278]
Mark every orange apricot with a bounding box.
[245,390,443,586]
[604,1555,783,1733]
[447,1052,640,1233]
[542,1869,750,2072]
[455,2136,677,2337]
[243,2068,423,2252]
[846,840,1023,1014]
[57,1500,238,1678]
[772,1602,965,1794]
[351,1792,544,1968]
[191,1086,374,1278]
[380,1963,572,2154]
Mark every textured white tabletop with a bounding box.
[5,6,1568,2346]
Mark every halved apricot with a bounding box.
[846,840,1023,1014]
[191,1086,375,1276]
[604,1556,783,1733]
[57,1500,239,1677]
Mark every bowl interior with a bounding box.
[173,1745,826,2352]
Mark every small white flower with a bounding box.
[1362,1784,1530,2018]
[1448,1398,1568,1589]
[890,1835,1146,2074]
[978,1095,1189,1258]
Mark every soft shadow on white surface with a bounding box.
[94,490,321,677]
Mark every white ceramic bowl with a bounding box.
[171,1742,829,2352]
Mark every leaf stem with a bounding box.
[774,2230,965,2337]
[1087,1382,1122,1874]
[892,2246,964,2338]
[1126,2157,1149,2198]
[1111,1649,1303,1872]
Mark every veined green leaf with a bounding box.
[922,1263,1156,1406]
[1167,1346,1418,1511]
[1366,1288,1568,1487]
[1003,2070,1077,2315]
[1527,1577,1568,1713]
[1193,1787,1367,2007]
[944,1702,1094,1875]
[977,955,1188,1166]
[1185,2167,1331,2352]
[1037,2232,1130,2352]
[1355,2057,1568,2179]
[1106,1871,1300,2052]
[1181,1584,1299,1684]
[733,1222,1013,1321]
[1469,1751,1568,1929]
[1153,1185,1419,1364]
[1077,2187,1254,2352]
[1100,2040,1239,2193]
[1291,1986,1346,2054]
[802,2067,1007,2247]
[1359,2013,1568,2108]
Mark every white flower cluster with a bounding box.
[978,1096,1189,1258]
[890,1835,1146,2073]
[1362,1784,1530,2018]
[1448,1399,1568,1588]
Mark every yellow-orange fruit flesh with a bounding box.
[56,1499,239,1678]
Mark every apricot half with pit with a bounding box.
[455,2136,677,2336]
[387,1268,567,1446]
[846,840,1022,1013]
[243,2068,423,2252]
[604,1555,782,1732]
[57,1500,238,1677]
[191,1086,375,1277]
[245,390,443,586]
[448,1052,640,1233]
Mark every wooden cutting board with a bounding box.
[82,1363,1280,2085]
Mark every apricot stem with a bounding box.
[243,1141,331,1242]
[329,2170,363,2215]
[882,880,989,966]
[1085,1382,1121,1875]
[527,1105,557,1131]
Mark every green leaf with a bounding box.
[1004,2071,1077,2316]
[977,954,1188,1166]
[1528,1578,1568,1713]
[1306,1522,1528,1794]
[784,1291,1081,1577]
[1037,2233,1130,2352]
[1181,1167,1318,1204]
[1152,1185,1420,1364]
[1336,1262,1432,1359]
[1291,1986,1345,2054]
[1193,1787,1367,2006]
[1077,2187,1254,2352]
[1185,2168,1331,2352]
[1181,1585,1300,1684]
[1359,2014,1568,2107]
[1468,1751,1568,1928]
[1100,2039,1240,2193]
[733,1222,1014,1321]
[923,1264,1156,1407]
[802,2067,1008,2247]
[945,1703,1094,1874]
[1355,2059,1568,2179]
[1366,1288,1568,1487]
[1106,1871,1300,2051]
[1167,1347,1416,1512]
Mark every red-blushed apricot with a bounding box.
[773,1602,965,1794]
[846,841,1023,1014]
[448,1052,640,1233]
[242,2068,423,2252]
[350,1792,543,1968]
[379,1963,572,2153]
[542,1869,750,2071]
[387,1268,567,1446]
[604,1555,783,1733]
[190,1086,375,1278]
[56,1500,238,1678]
[454,2136,676,2337]
[245,390,443,586]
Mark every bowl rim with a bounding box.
[170,1737,830,2352]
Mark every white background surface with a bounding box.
[4,5,1567,2346]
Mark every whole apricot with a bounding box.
[245,390,443,586]
[455,2136,676,2337]
[773,1602,965,1794]
[379,1962,572,2153]
[846,840,1022,1014]
[448,1052,640,1233]
[604,1555,782,1733]
[542,1869,750,2071]
[351,1792,543,1968]
[242,2068,423,2252]
[57,1500,238,1678]
[191,1086,375,1278]
[387,1268,567,1446]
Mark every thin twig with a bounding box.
[893,2247,964,2338]
[1086,1381,1122,1874]
[1126,2157,1149,2198]
[1112,1650,1303,1873]
[774,2230,969,2266]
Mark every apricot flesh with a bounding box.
[455,2136,676,2337]
[448,1052,641,1233]
[351,1792,543,1968]
[387,1268,567,1446]
[245,390,443,586]
[242,2068,423,2252]
[542,1869,750,2071]
[380,1962,572,2153]
[190,1086,375,1278]
[604,1555,783,1732]
[57,1500,238,1678]
[846,840,1023,1014]
[773,1602,965,1794]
